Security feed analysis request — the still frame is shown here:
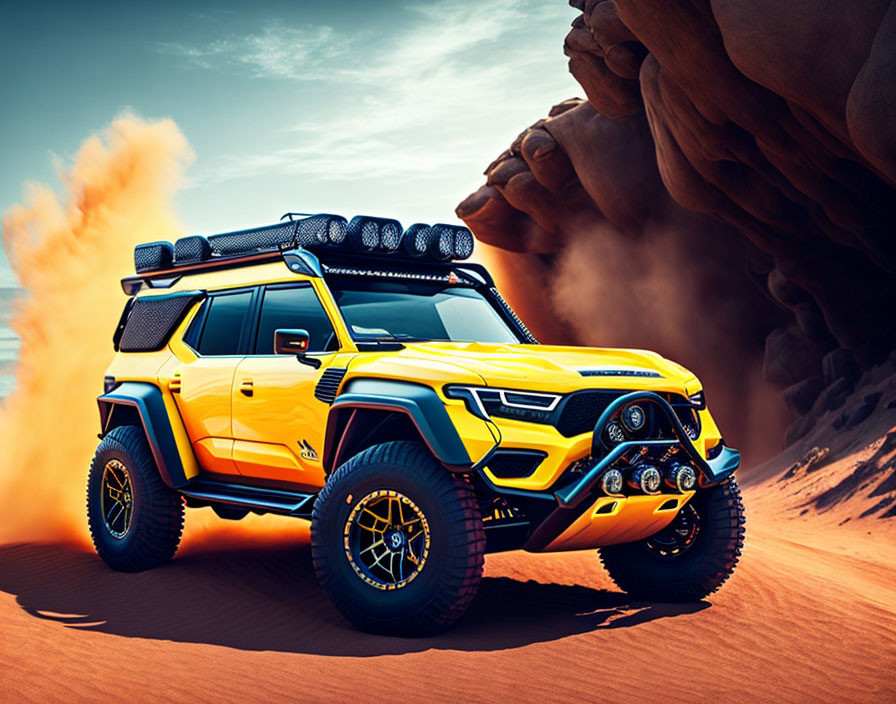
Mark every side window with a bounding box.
[255,285,337,354]
[197,291,253,356]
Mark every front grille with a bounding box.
[314,368,347,404]
[486,451,546,479]
[554,390,626,437]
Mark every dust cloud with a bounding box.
[0,116,192,544]
[478,219,791,464]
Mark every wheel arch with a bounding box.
[323,378,472,474]
[98,382,190,489]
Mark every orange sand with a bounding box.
[1,447,894,703]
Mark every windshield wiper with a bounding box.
[355,333,432,343]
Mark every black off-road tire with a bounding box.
[599,477,745,601]
[87,425,184,572]
[311,441,485,636]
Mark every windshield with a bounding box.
[328,278,522,344]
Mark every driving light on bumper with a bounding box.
[600,469,624,496]
[606,420,626,444]
[621,403,646,432]
[665,462,697,492]
[629,464,662,494]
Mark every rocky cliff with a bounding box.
[458,0,896,455]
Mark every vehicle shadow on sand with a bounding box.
[0,542,709,656]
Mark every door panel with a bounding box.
[173,358,243,475]
[193,437,237,475]
[232,440,304,476]
[231,355,341,489]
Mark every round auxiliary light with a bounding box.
[379,220,402,252]
[452,227,474,260]
[357,220,379,251]
[429,225,455,261]
[630,464,662,494]
[427,224,475,261]
[294,214,348,248]
[621,404,646,432]
[347,215,403,252]
[606,420,626,445]
[600,469,624,496]
[666,462,697,492]
[327,216,347,244]
[403,223,434,257]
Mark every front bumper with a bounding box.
[477,391,740,552]
[555,390,739,509]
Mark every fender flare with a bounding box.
[323,378,472,472]
[98,382,190,489]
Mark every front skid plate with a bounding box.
[538,492,695,552]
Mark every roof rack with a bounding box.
[132,213,475,277]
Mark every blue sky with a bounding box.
[0,0,580,287]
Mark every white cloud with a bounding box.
[159,24,342,79]
[167,0,579,204]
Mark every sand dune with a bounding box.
[1,462,895,704]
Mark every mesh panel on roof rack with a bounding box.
[207,222,296,256]
[118,292,205,352]
[174,235,211,264]
[134,241,174,273]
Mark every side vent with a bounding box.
[486,450,547,479]
[314,368,348,404]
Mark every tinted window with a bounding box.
[329,280,521,344]
[197,291,253,356]
[255,285,337,354]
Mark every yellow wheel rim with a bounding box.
[100,459,133,539]
[343,490,431,591]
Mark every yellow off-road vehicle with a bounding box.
[89,213,744,635]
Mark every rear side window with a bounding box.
[255,285,337,354]
[197,291,253,356]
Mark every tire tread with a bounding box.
[87,425,184,572]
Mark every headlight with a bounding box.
[687,390,706,409]
[444,385,561,421]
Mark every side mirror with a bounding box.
[274,329,321,369]
[274,328,310,354]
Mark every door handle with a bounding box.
[169,371,182,393]
[239,379,254,397]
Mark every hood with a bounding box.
[349,341,700,395]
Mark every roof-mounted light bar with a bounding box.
[131,212,475,275]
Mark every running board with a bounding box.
[180,480,316,518]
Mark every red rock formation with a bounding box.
[458,0,896,453]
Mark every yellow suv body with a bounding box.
[89,214,744,635]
